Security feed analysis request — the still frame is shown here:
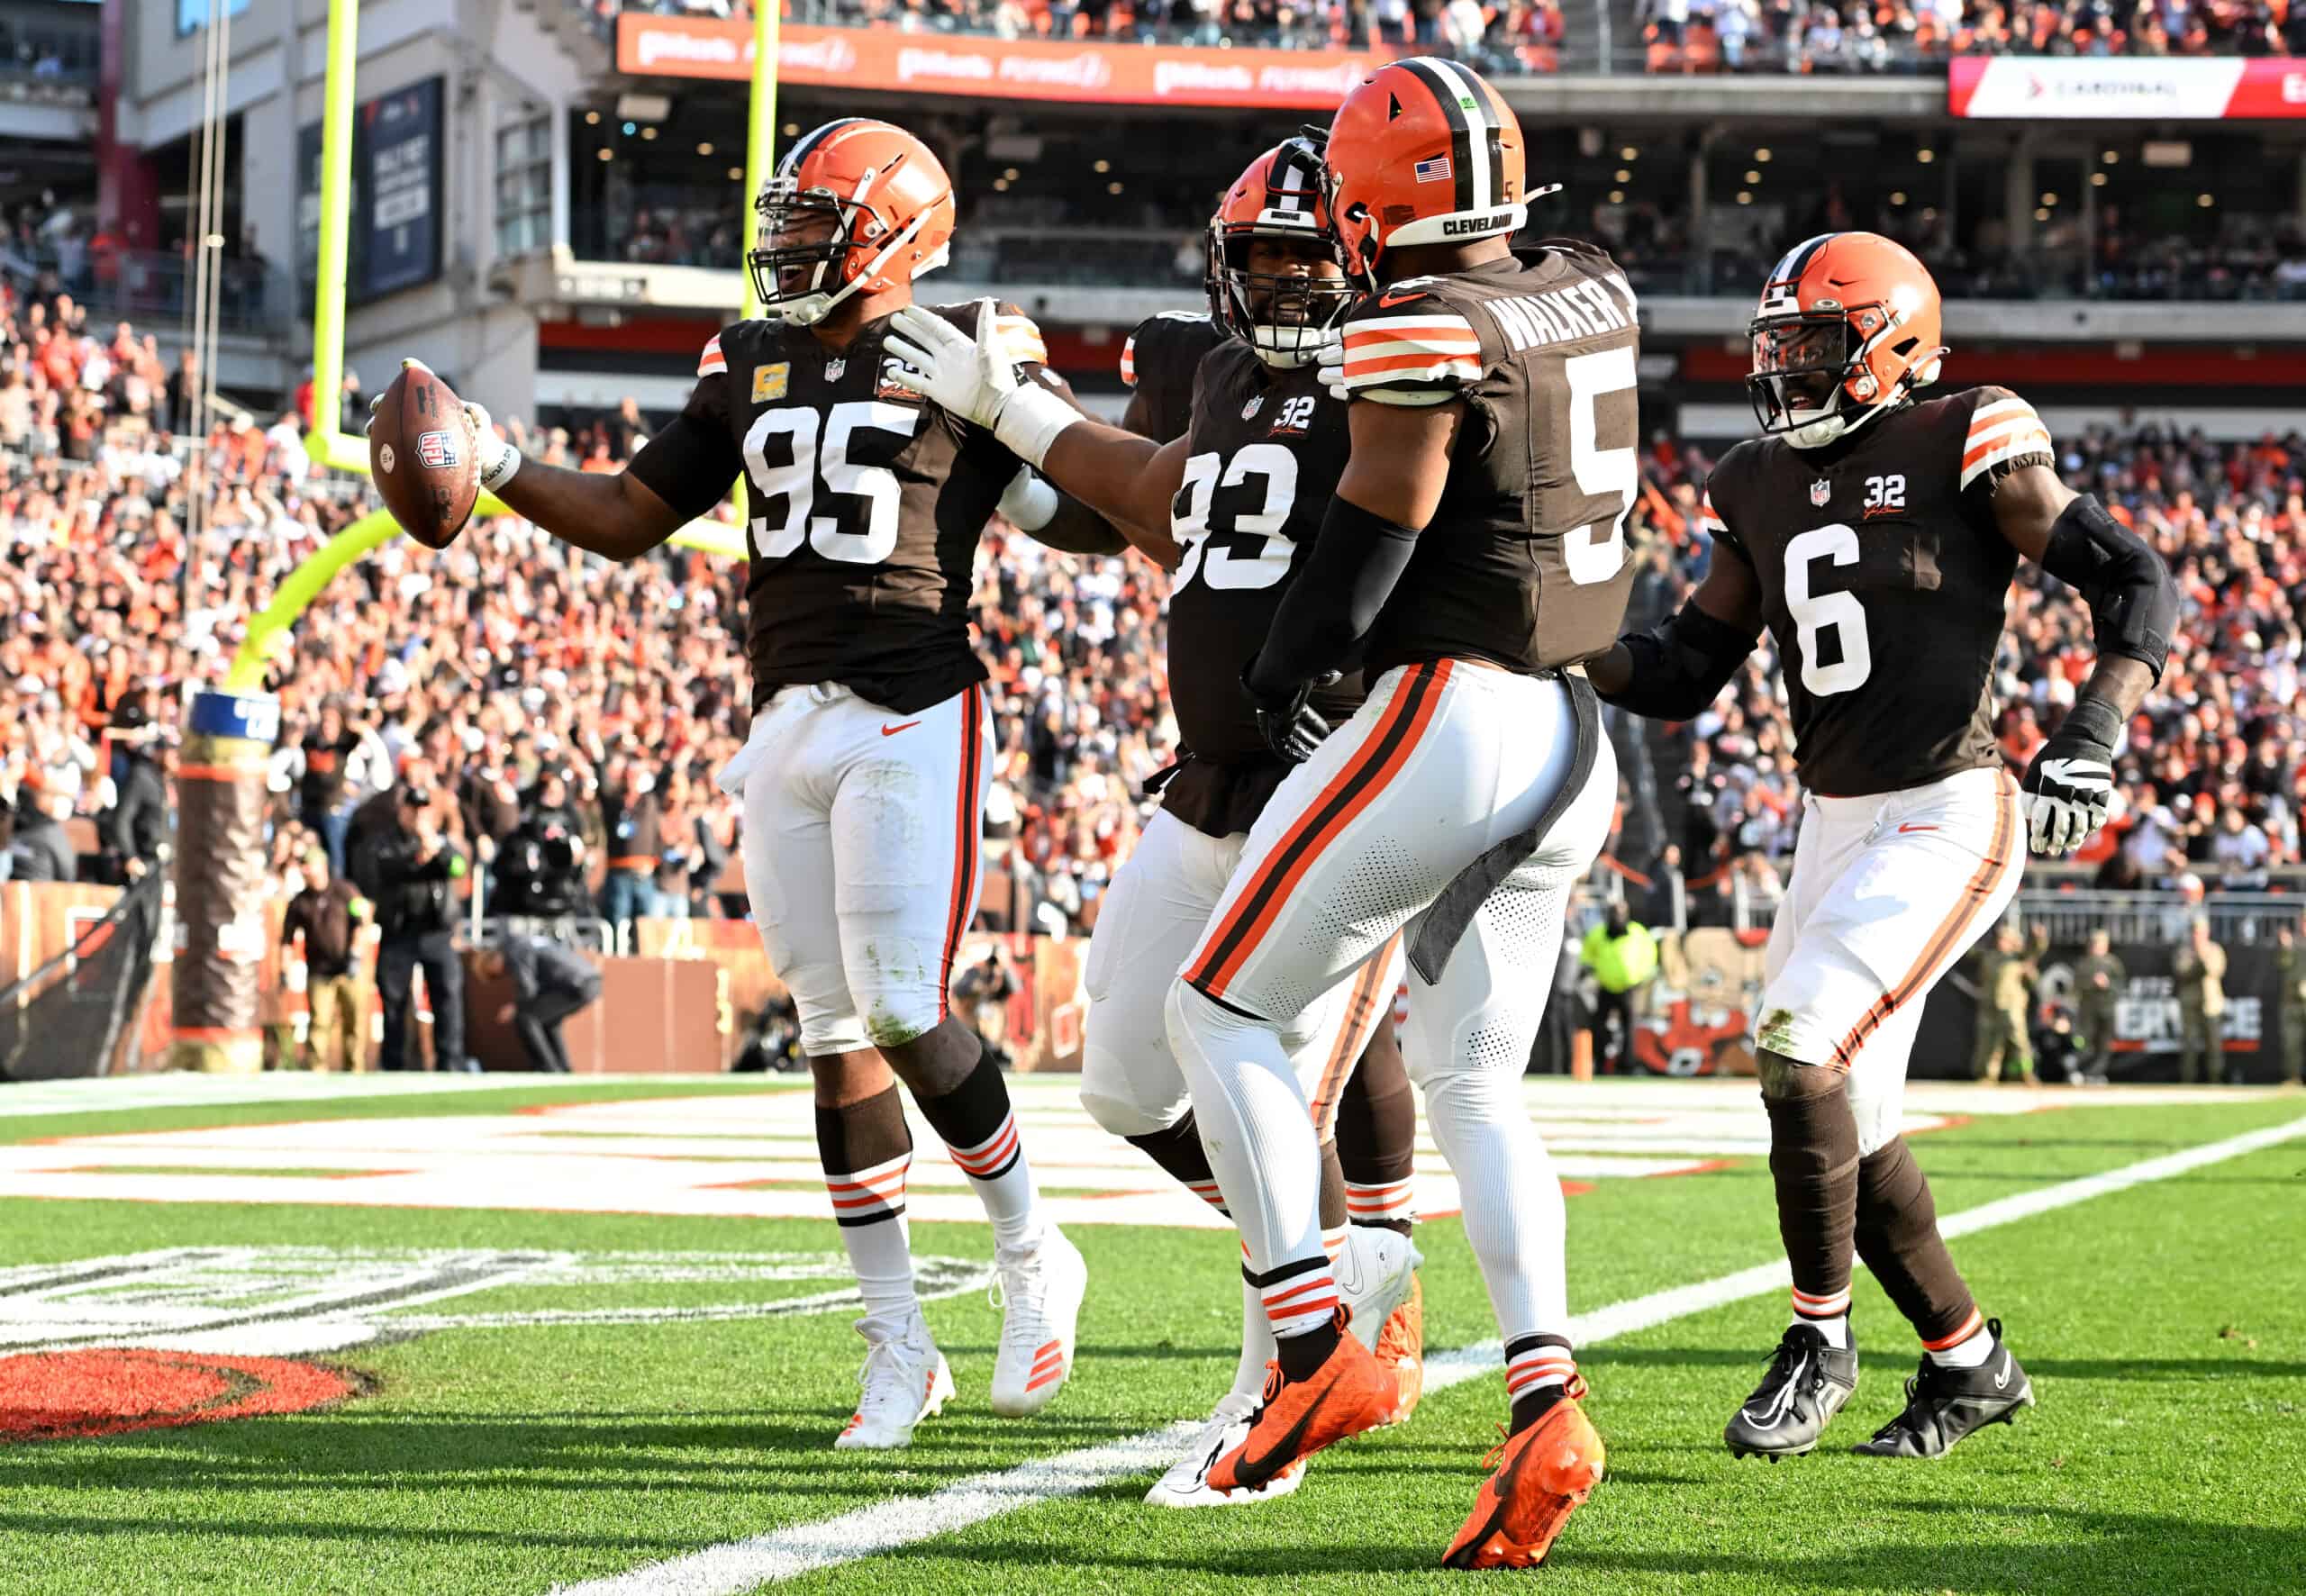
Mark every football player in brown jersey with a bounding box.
[1588,232,2178,1462]
[379,118,1139,1450]
[890,63,1637,1565]
[1044,141,1428,1510]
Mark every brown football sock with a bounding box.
[1125,1111,1228,1214]
[1335,1028,1417,1237]
[1853,1136,1979,1347]
[1760,1054,1861,1325]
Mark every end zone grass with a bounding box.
[0,1086,2299,1594]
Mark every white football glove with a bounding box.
[2020,721,2118,857]
[883,300,1076,468]
[1314,332,1348,403]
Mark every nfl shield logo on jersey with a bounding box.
[825,358,847,382]
[1810,479,1831,507]
[1241,395,1264,420]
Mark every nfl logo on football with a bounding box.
[1810,478,1831,507]
[416,429,460,470]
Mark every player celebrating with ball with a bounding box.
[370,118,1137,1451]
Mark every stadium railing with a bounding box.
[0,247,291,340]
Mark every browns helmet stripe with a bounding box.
[1393,58,1477,216]
[1427,57,1503,212]
[1762,232,1836,304]
[775,117,867,182]
[1270,143,1321,216]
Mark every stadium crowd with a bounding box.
[0,286,1156,937]
[3,274,2300,932]
[585,0,2306,67]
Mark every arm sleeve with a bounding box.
[1335,298,1483,409]
[1248,497,1423,692]
[624,332,745,523]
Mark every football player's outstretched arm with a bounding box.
[486,452,689,564]
[1990,459,2178,856]
[368,362,691,562]
[1038,426,1192,549]
[1586,540,1765,717]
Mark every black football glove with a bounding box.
[2020,700,2120,857]
[1244,666,1339,766]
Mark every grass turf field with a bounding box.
[0,1076,2301,1595]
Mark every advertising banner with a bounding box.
[360,77,444,301]
[1949,57,2306,120]
[616,16,1397,109]
[1912,939,2293,1084]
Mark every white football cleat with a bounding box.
[1339,1225,1425,1423]
[835,1313,954,1450]
[1146,1390,1306,1509]
[987,1225,1088,1417]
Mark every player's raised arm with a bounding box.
[1587,486,1766,713]
[883,302,1190,547]
[365,359,694,562]
[1980,418,2179,856]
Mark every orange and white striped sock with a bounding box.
[1923,1308,1991,1368]
[1505,1333,1577,1422]
[920,1055,1042,1252]
[1252,1256,1340,1343]
[1346,1177,1417,1233]
[1790,1283,1852,1348]
[817,1086,917,1327]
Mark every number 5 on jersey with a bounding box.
[742,400,923,565]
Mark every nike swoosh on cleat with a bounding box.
[880,721,921,737]
[1993,1356,2011,1390]
[1897,823,1939,833]
[1236,1386,1330,1485]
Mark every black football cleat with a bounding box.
[1723,1323,1859,1460]
[1853,1319,2034,1458]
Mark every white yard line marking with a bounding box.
[0,1075,785,1118]
[557,1112,2306,1596]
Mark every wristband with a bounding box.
[2056,694,2124,750]
[997,468,1060,531]
[478,440,522,494]
[990,384,1078,471]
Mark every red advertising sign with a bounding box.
[1949,56,2306,120]
[616,15,1399,109]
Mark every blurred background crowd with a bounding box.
[582,0,2306,69]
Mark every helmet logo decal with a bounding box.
[1413,156,1452,184]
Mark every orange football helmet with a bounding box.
[749,118,956,326]
[1323,58,1529,291]
[1748,231,1947,449]
[1207,135,1352,368]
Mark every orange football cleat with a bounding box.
[1206,1310,1398,1493]
[1372,1272,1425,1424]
[1442,1383,1606,1570]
